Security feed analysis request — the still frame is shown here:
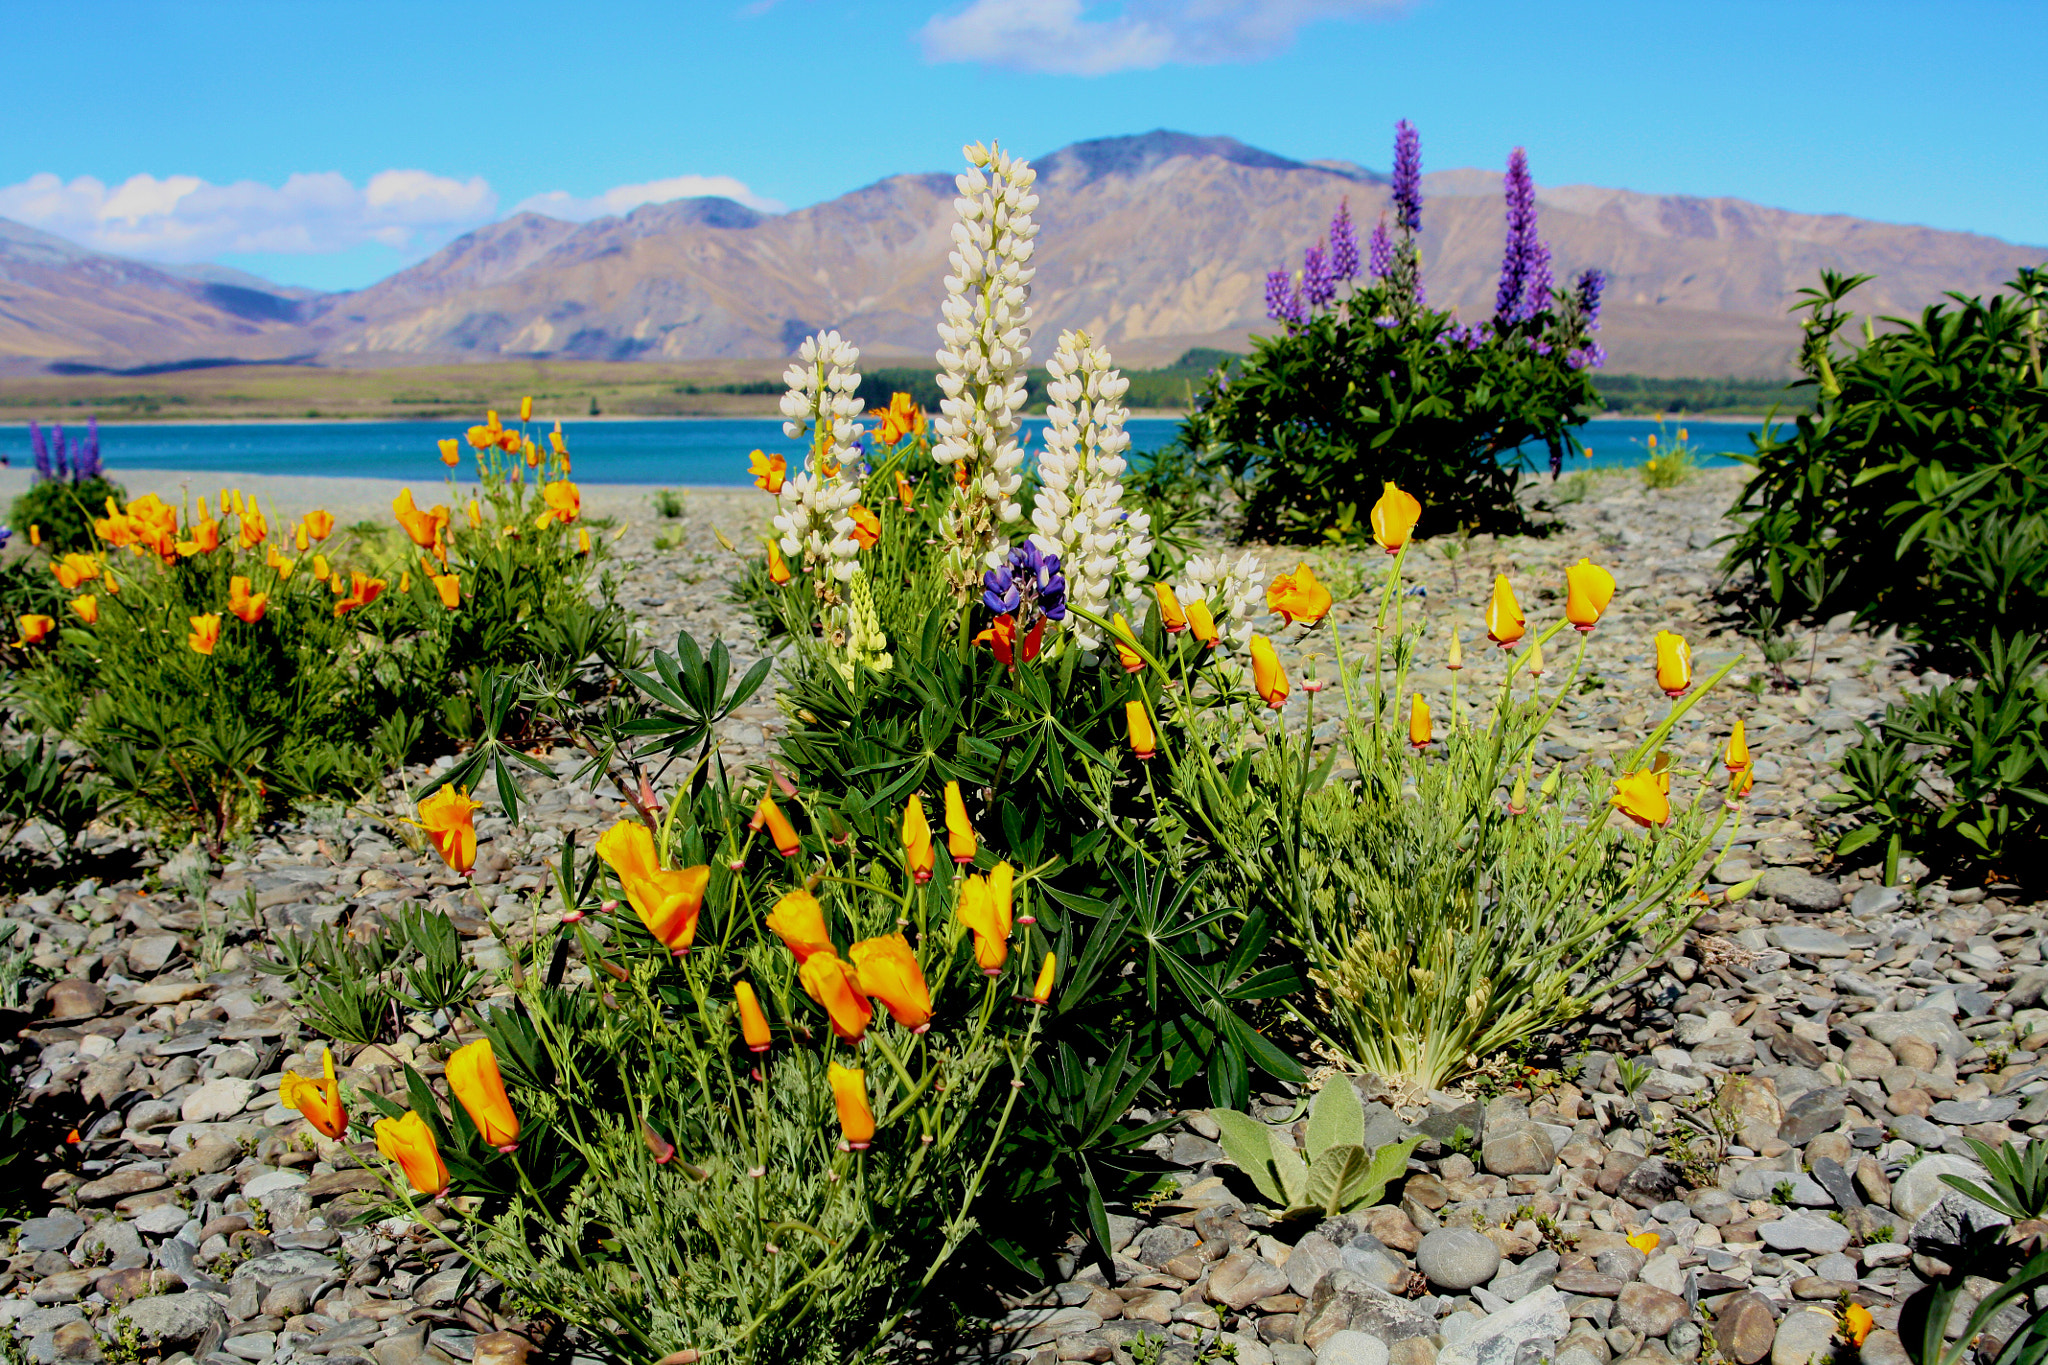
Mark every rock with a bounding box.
[1317,1331,1392,1365]
[1488,1249,1559,1302]
[1766,923,1850,954]
[1360,1205,1422,1254]
[1928,1097,2019,1124]
[1482,1128,1556,1177]
[122,1292,227,1351]
[1861,1330,1912,1365]
[1613,1284,1687,1338]
[1211,1249,1292,1310]
[1616,1158,1687,1209]
[1758,1214,1851,1255]
[1809,1157,1863,1210]
[1288,1232,1346,1298]
[180,1077,257,1124]
[242,1169,308,1200]
[75,1169,167,1205]
[1849,885,1906,916]
[1911,1189,2011,1256]
[16,1215,85,1253]
[261,1276,329,1318]
[30,1270,97,1305]
[1341,1246,1411,1296]
[1554,1269,1627,1298]
[1779,1088,1847,1146]
[125,934,182,975]
[1769,1309,1837,1365]
[43,980,107,1021]
[168,1138,240,1177]
[131,1204,188,1236]
[76,1219,142,1263]
[1000,1307,1103,1351]
[1136,1225,1198,1268]
[1732,1169,1828,1205]
[2007,970,2048,1011]
[1302,1273,1435,1351]
[1435,1287,1569,1365]
[1416,1229,1502,1291]
[47,1319,98,1361]
[1758,871,1843,913]
[1716,1292,1780,1365]
[1862,1011,1971,1062]
[1892,1155,1987,1222]
[1057,1335,1115,1364]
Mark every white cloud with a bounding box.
[0,169,496,261]
[513,174,784,222]
[918,0,1408,74]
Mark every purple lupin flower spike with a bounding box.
[1495,147,1538,323]
[1302,242,1335,310]
[1329,201,1359,281]
[1576,268,1606,332]
[1391,120,1422,235]
[30,421,48,482]
[1520,240,1553,323]
[51,424,69,483]
[1285,280,1308,329]
[80,417,102,479]
[1367,218,1392,279]
[1265,268,1294,323]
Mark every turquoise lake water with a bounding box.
[0,416,1765,485]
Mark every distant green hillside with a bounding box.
[698,352,1810,419]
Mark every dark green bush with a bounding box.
[1723,267,2048,882]
[1722,268,2048,649]
[1177,133,1606,542]
[9,476,126,553]
[1831,631,2048,884]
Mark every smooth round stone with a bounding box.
[1416,1227,1501,1291]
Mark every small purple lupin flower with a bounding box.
[1391,120,1422,235]
[50,424,70,482]
[78,417,101,480]
[1495,147,1539,324]
[1367,218,1392,279]
[1329,201,1359,282]
[1520,240,1553,323]
[1576,268,1606,332]
[30,421,49,482]
[1302,242,1335,310]
[1264,268,1294,323]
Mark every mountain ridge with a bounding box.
[4,130,2042,377]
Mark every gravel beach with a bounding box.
[3,466,2036,1365]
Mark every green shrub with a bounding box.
[8,475,126,554]
[1178,126,1606,541]
[1723,268,2048,881]
[1830,631,2048,883]
[7,415,619,847]
[1722,267,2048,649]
[1637,422,1699,489]
[1284,545,1744,1092]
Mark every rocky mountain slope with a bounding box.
[6,132,2042,377]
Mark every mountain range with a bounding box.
[4,131,2042,379]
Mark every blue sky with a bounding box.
[5,0,2042,291]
